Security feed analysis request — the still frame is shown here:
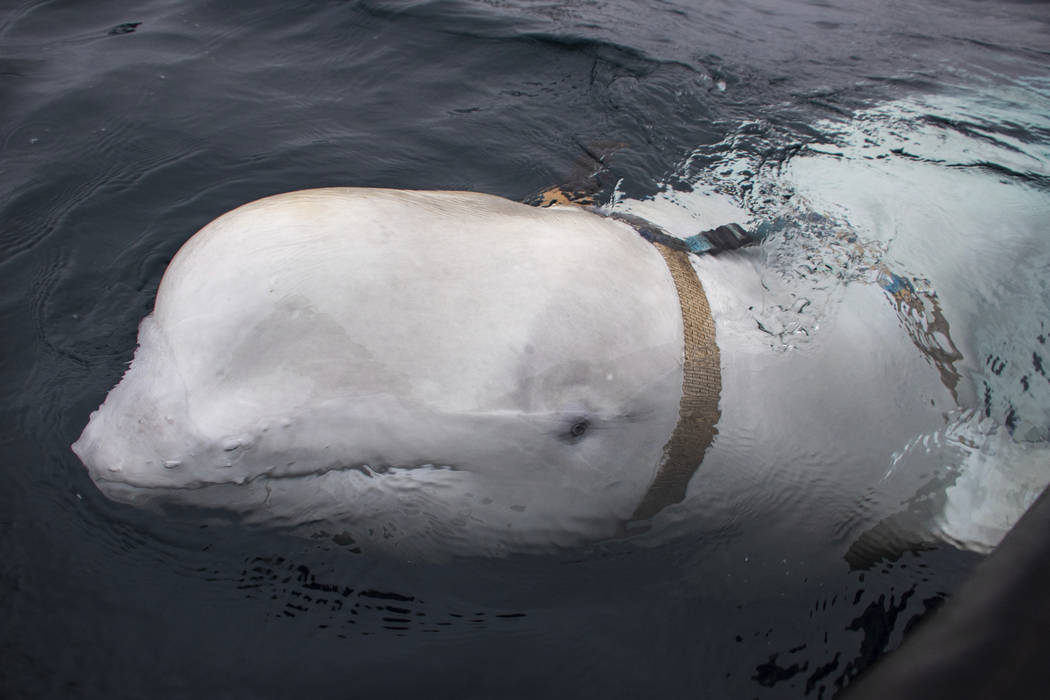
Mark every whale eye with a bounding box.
[561,417,590,443]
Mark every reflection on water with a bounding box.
[2,0,1049,697]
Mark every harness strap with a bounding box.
[631,237,722,520]
[608,210,755,256]
[538,197,731,521]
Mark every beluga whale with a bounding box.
[73,185,1046,559]
[73,188,729,556]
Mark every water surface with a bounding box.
[2,0,1049,697]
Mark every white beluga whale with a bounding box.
[73,175,1049,558]
[74,188,720,555]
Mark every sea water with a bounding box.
[2,0,1048,697]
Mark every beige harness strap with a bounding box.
[632,242,722,521]
[528,191,722,521]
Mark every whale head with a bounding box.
[73,189,700,554]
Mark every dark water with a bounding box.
[3,0,1049,698]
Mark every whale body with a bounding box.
[73,188,691,554]
[74,186,1047,558]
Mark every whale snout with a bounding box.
[71,316,220,493]
[73,404,191,491]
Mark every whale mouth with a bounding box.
[91,461,462,494]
